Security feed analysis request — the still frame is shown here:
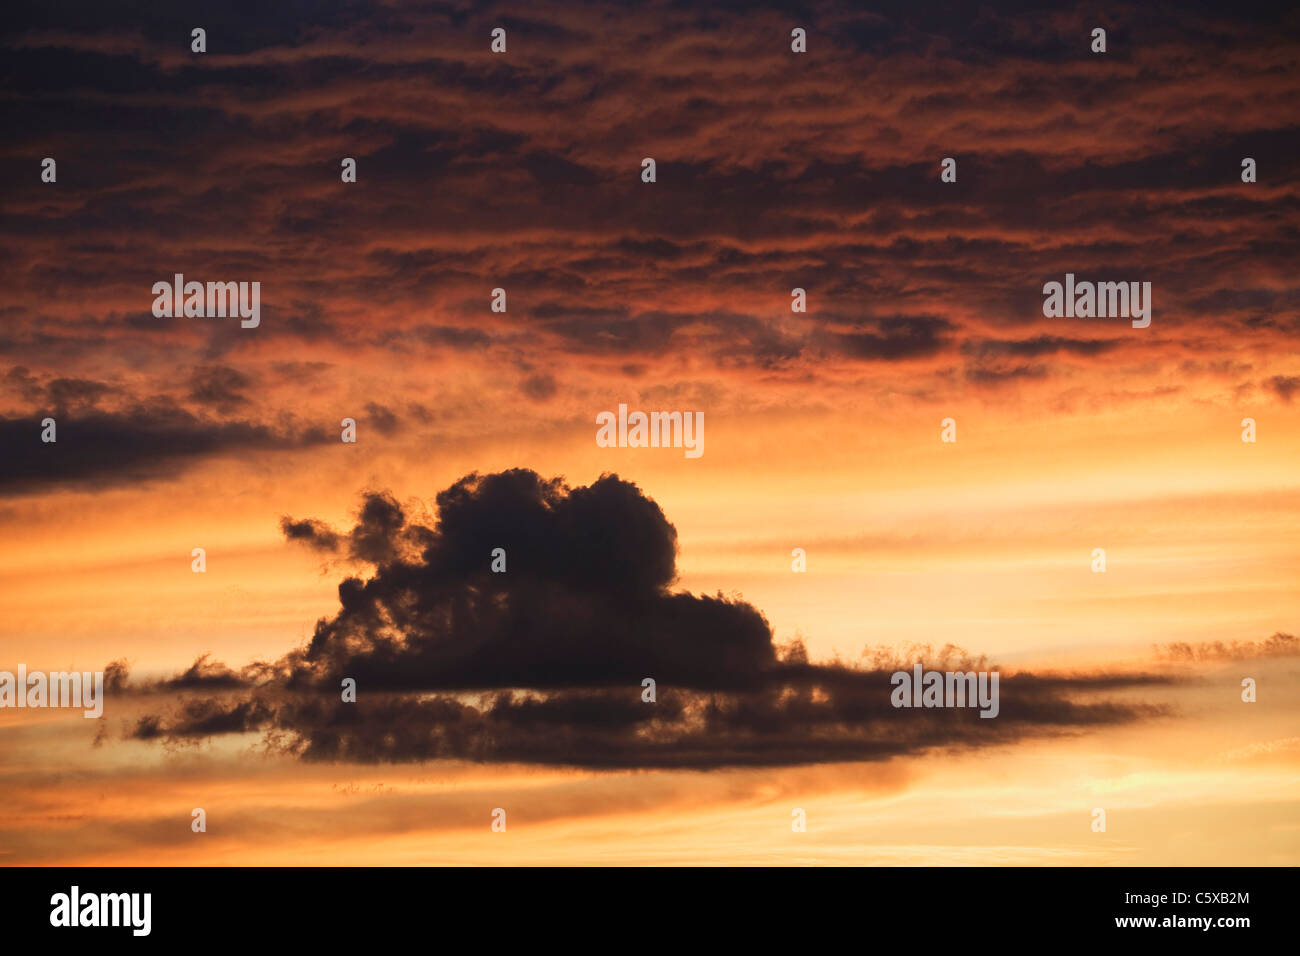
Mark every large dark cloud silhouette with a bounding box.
[120,469,1174,768]
[280,469,775,692]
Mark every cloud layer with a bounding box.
[2,1,1297,495]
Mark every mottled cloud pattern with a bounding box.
[1,1,1297,495]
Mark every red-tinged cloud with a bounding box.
[0,1,1296,492]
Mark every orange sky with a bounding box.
[1,0,1298,865]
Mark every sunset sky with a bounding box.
[1,0,1298,866]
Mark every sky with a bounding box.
[0,0,1298,865]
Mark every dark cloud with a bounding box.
[962,337,1122,359]
[522,151,603,187]
[521,373,558,400]
[395,325,492,350]
[4,367,115,410]
[1266,375,1300,402]
[826,317,953,362]
[133,697,276,741]
[284,491,432,565]
[188,365,253,412]
[345,491,423,565]
[269,361,332,382]
[0,404,332,494]
[280,516,343,553]
[127,660,1170,769]
[1155,632,1299,662]
[129,469,1172,768]
[965,363,1050,386]
[364,402,400,436]
[44,376,116,410]
[4,366,43,402]
[159,654,249,691]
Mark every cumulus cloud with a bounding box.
[125,469,1173,768]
